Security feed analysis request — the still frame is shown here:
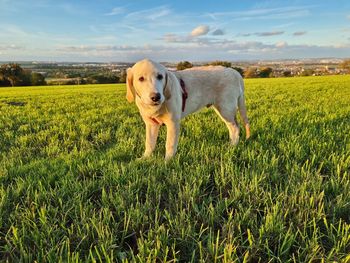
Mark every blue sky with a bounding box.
[0,0,349,62]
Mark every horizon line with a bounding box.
[0,56,348,64]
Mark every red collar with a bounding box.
[180,78,188,112]
[149,78,188,125]
[150,117,161,125]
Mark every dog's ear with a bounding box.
[164,72,172,100]
[126,68,135,103]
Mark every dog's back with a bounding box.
[173,66,244,115]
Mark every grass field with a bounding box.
[0,75,350,262]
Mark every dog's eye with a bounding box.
[157,74,163,81]
[139,76,145,82]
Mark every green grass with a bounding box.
[0,76,350,262]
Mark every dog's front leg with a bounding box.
[165,120,180,161]
[143,122,160,158]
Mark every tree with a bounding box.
[0,77,10,86]
[0,64,23,86]
[0,63,32,86]
[21,70,32,86]
[87,73,119,84]
[244,67,258,78]
[31,72,47,86]
[176,61,193,70]
[300,69,314,76]
[0,64,48,86]
[283,70,292,77]
[0,66,10,86]
[259,67,273,78]
[206,61,244,77]
[119,69,127,83]
[232,67,244,77]
[207,61,232,67]
[340,59,350,73]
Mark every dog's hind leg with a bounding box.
[213,104,240,145]
[238,78,251,139]
[238,94,251,140]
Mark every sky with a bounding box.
[0,0,350,62]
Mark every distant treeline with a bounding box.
[176,60,274,78]
[0,64,46,87]
[2,60,350,87]
[177,60,350,78]
[0,63,127,87]
[47,73,126,86]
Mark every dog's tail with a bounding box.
[238,78,251,139]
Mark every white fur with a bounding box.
[126,59,250,160]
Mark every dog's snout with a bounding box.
[151,92,161,102]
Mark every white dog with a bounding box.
[126,59,250,160]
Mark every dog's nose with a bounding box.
[151,92,161,102]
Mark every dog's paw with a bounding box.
[137,155,149,161]
[164,155,175,162]
[137,152,153,161]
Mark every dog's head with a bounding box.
[126,59,170,107]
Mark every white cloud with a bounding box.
[162,27,224,44]
[205,6,311,21]
[105,7,125,16]
[334,43,349,48]
[52,41,350,62]
[56,41,273,56]
[160,34,231,45]
[191,25,210,37]
[162,34,190,43]
[56,45,139,52]
[0,44,24,50]
[87,35,119,44]
[275,41,288,48]
[0,24,29,37]
[125,6,171,21]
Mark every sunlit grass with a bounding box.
[0,76,350,262]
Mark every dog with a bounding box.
[126,59,250,160]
